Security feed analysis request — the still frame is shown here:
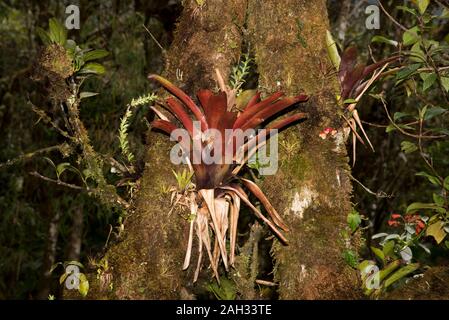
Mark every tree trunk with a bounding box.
[90,0,361,300]
[246,0,361,299]
[66,203,83,261]
[36,207,60,300]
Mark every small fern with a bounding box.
[130,93,158,107]
[118,106,134,163]
[119,93,158,163]
[229,52,253,95]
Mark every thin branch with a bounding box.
[350,174,393,198]
[377,0,407,32]
[381,98,445,139]
[255,279,278,287]
[142,24,165,51]
[31,170,130,209]
[29,102,74,140]
[380,66,449,78]
[0,144,63,169]
[30,171,83,190]
[418,117,443,181]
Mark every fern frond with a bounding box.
[118,93,158,163]
[229,52,253,95]
[118,106,134,163]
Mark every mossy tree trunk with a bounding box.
[246,0,361,299]
[90,0,361,300]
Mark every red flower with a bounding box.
[415,220,425,234]
[387,219,400,227]
[391,213,401,219]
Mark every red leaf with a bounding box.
[166,97,194,136]
[240,178,289,231]
[148,74,208,131]
[233,92,284,129]
[240,95,308,131]
[245,92,261,110]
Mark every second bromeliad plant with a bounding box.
[148,72,308,281]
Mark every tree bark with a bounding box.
[246,0,361,299]
[36,206,60,300]
[66,203,83,261]
[90,0,361,300]
[89,0,246,299]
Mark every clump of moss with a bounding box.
[39,44,74,78]
[33,44,74,101]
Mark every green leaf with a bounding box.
[347,209,362,232]
[393,112,411,121]
[397,64,421,81]
[410,42,426,62]
[48,18,67,46]
[441,77,449,92]
[424,106,446,120]
[432,128,449,136]
[371,246,385,263]
[49,262,63,274]
[426,220,447,244]
[56,162,71,179]
[401,141,418,154]
[43,157,56,169]
[59,273,69,285]
[386,124,396,133]
[402,26,420,46]
[416,172,441,186]
[64,261,84,269]
[371,36,398,47]
[397,6,417,16]
[78,62,105,75]
[358,260,374,272]
[406,202,445,213]
[383,240,395,257]
[417,0,430,14]
[421,73,437,91]
[379,260,402,283]
[79,92,99,99]
[444,176,449,190]
[419,105,428,120]
[343,98,358,104]
[82,49,109,62]
[78,273,89,297]
[383,263,420,289]
[36,27,51,45]
[326,30,340,70]
[433,193,445,207]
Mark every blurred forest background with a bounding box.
[0,0,448,299]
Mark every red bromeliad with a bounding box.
[338,47,399,164]
[148,74,308,281]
